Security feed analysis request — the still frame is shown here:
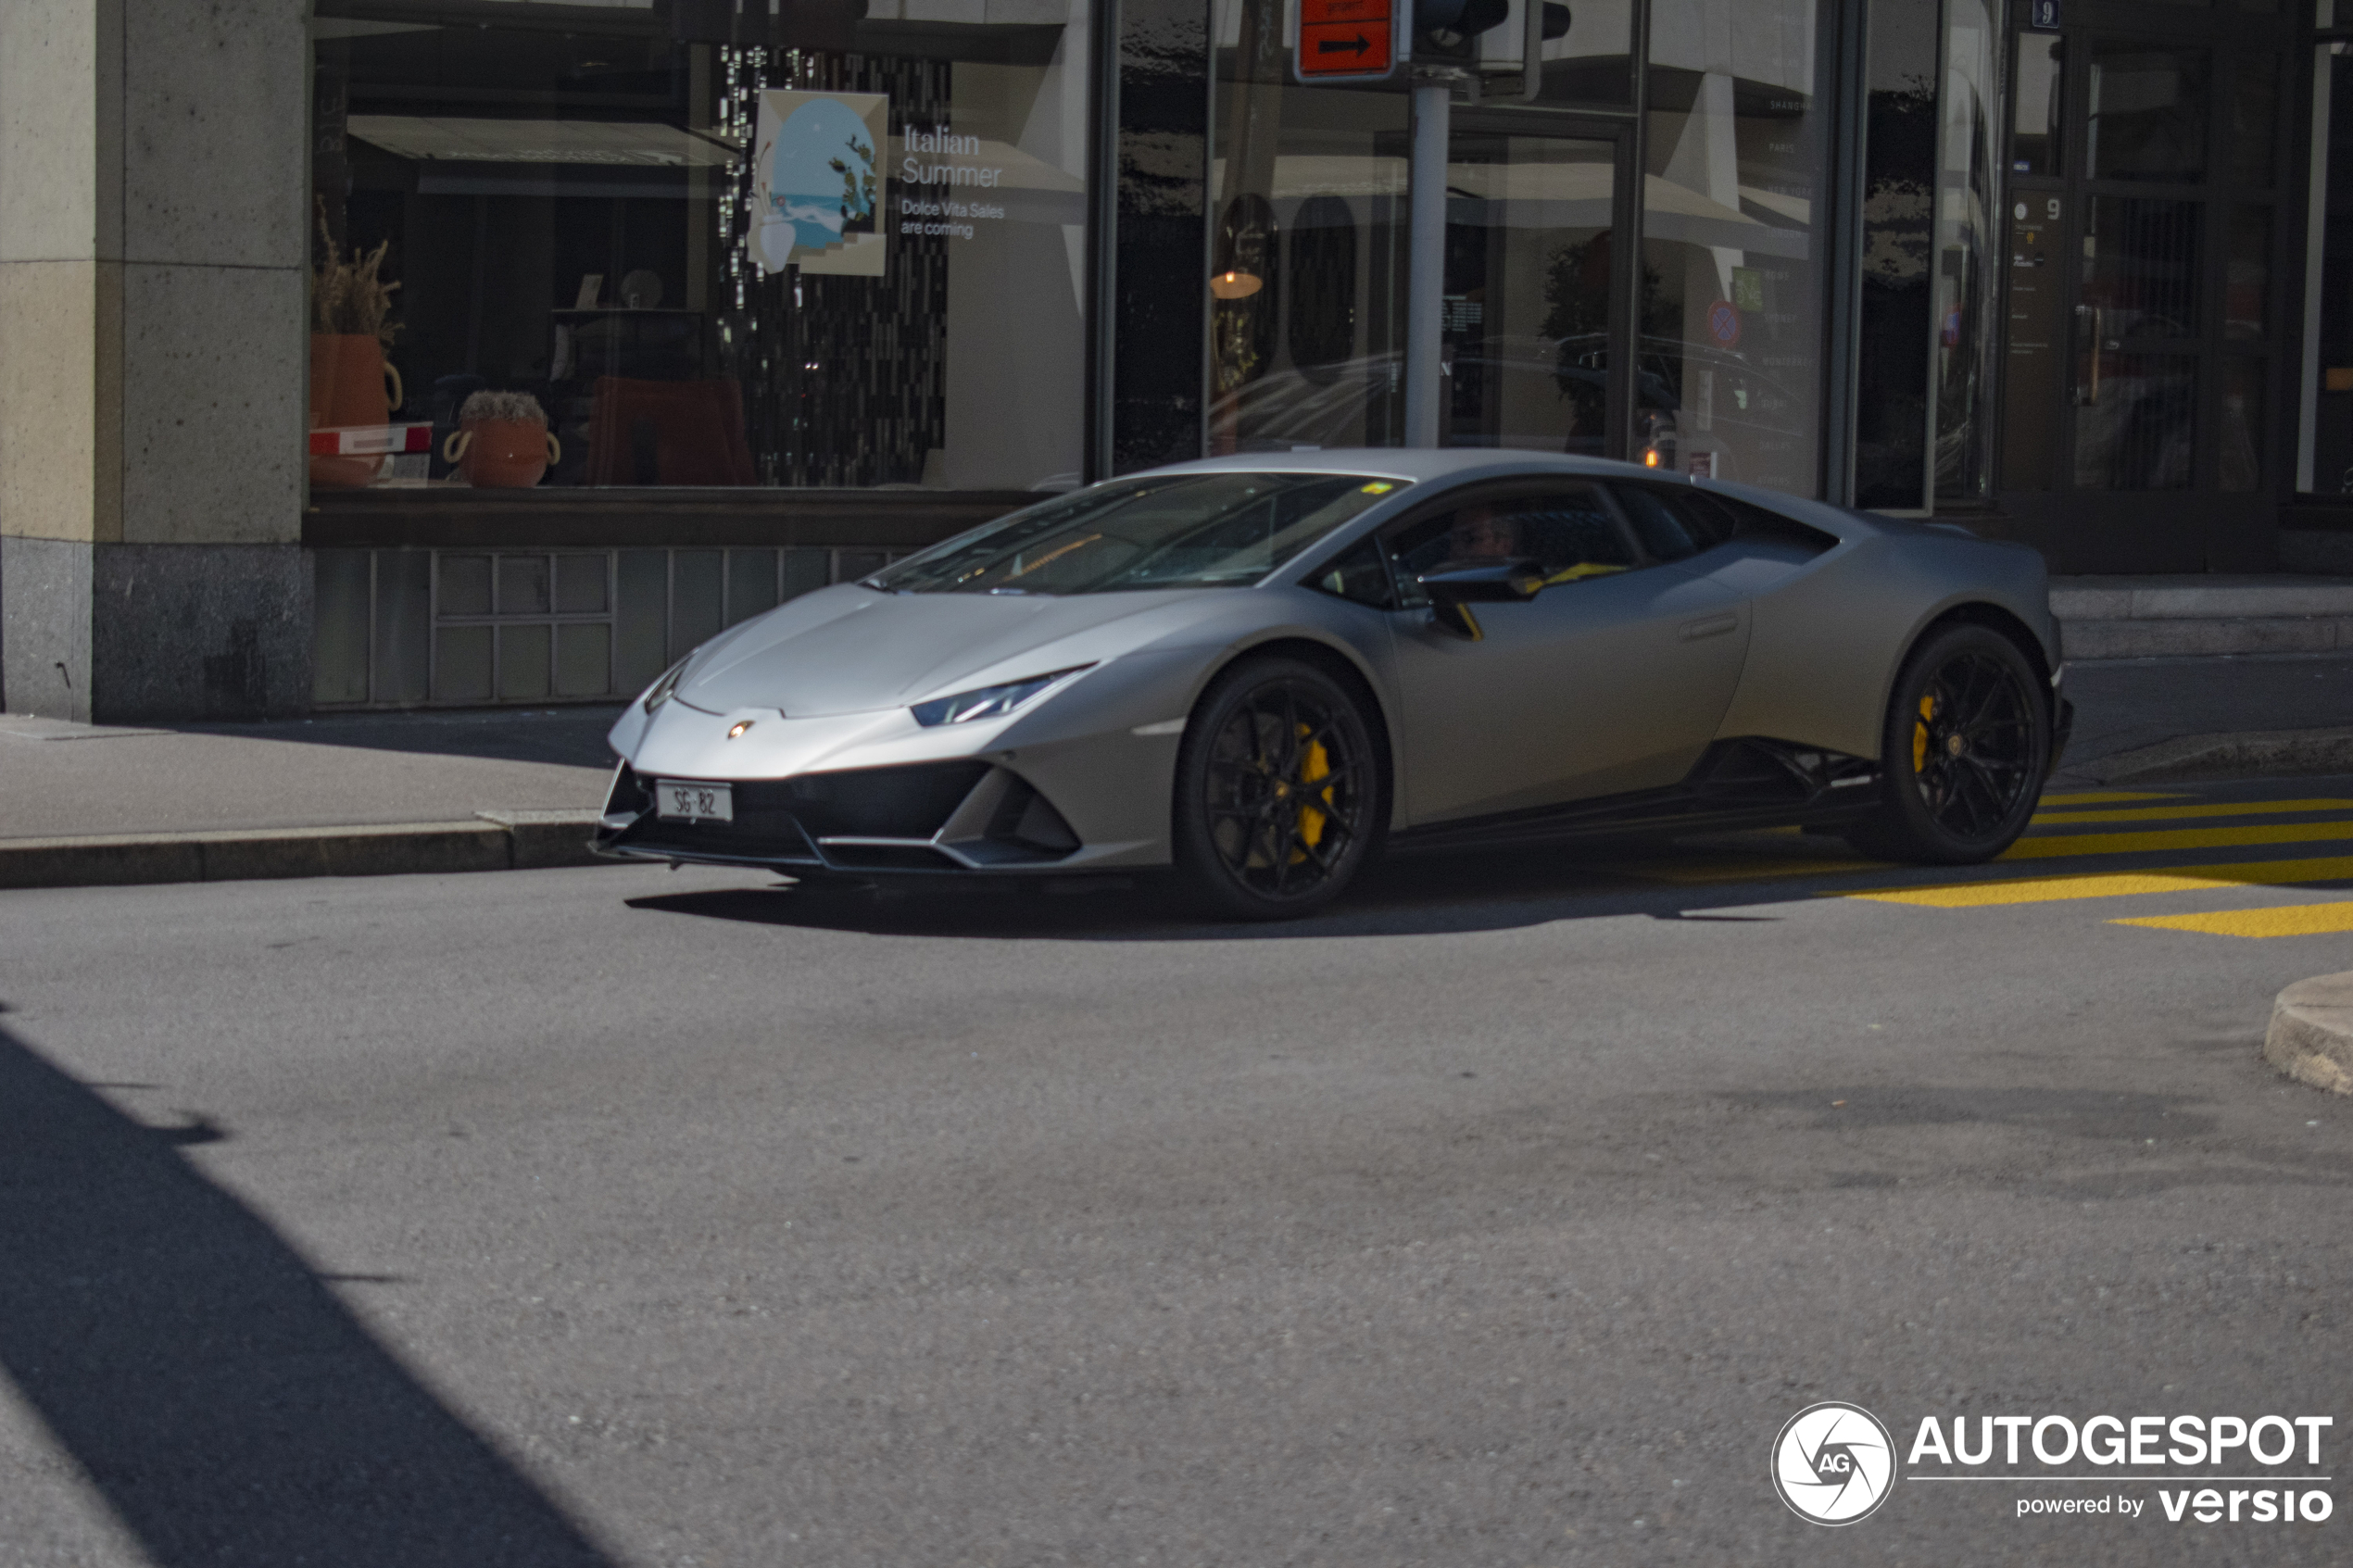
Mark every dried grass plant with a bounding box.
[310,199,400,344]
[458,390,547,425]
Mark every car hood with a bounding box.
[674,584,1215,718]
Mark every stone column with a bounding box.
[0,0,308,722]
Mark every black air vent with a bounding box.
[782,761,991,839]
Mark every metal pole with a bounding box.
[1404,80,1450,448]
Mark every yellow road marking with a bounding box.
[2036,791,2188,806]
[1634,804,2353,891]
[1849,855,2353,908]
[2113,902,2353,939]
[2000,820,2353,859]
[2027,798,2353,827]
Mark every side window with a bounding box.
[1694,490,1838,556]
[1386,487,1636,597]
[1616,483,1835,558]
[1612,485,1713,561]
[1306,537,1394,608]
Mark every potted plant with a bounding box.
[443,390,560,488]
[308,203,403,488]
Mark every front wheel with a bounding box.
[1846,623,2050,864]
[1172,657,1383,920]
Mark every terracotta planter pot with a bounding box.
[444,417,559,488]
[308,333,404,489]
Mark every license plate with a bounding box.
[654,780,733,822]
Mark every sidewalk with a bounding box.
[10,651,2353,891]
[2052,651,2353,784]
[0,707,620,888]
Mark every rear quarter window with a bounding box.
[1623,485,1838,559]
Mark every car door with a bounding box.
[1382,481,1750,825]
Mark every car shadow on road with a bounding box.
[0,1029,616,1567]
[622,839,1839,940]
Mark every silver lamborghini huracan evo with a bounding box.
[597,450,2070,919]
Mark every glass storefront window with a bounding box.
[1206,0,1408,455]
[1930,0,1999,503]
[1854,0,1937,509]
[1856,0,2001,510]
[1205,0,1641,461]
[2012,32,2064,179]
[2084,43,2209,184]
[2302,44,2353,495]
[1644,0,1833,495]
[308,0,1093,495]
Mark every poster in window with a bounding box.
[751,90,887,277]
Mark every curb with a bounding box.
[2264,972,2353,1095]
[0,809,607,892]
[2074,726,2353,784]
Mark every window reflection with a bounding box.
[2085,43,2209,183]
[2227,206,2271,340]
[2075,353,2196,490]
[1643,0,1831,494]
[2082,198,2202,340]
[2228,51,2279,190]
[1931,0,1999,503]
[308,1,1093,494]
[1854,0,1936,509]
[1205,0,1409,455]
[2221,358,2266,492]
[2012,32,2064,178]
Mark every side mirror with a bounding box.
[1416,558,1543,639]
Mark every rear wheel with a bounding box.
[1172,657,1382,920]
[1846,624,2049,864]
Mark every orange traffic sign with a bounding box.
[1297,17,1394,76]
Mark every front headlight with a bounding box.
[640,658,689,714]
[911,665,1093,727]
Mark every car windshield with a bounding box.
[867,471,1409,595]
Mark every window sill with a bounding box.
[304,485,1039,548]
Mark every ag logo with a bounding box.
[1771,1401,1896,1524]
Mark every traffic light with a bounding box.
[1411,0,1512,54]
[1411,0,1570,95]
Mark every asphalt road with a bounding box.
[6,780,2353,1565]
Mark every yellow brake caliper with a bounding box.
[1291,724,1332,861]
[1913,694,1936,772]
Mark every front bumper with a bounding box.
[595,759,1090,875]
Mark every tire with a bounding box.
[1845,623,2050,864]
[1171,656,1384,920]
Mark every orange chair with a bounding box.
[585,377,756,487]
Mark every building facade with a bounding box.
[2,0,2349,721]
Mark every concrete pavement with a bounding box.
[0,707,620,887]
[2053,575,2353,659]
[3,800,2350,1564]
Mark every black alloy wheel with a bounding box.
[1173,657,1382,920]
[1847,623,2050,865]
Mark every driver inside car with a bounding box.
[1428,496,1630,585]
[1446,504,1521,562]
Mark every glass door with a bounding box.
[1440,112,1637,460]
[1998,9,2292,570]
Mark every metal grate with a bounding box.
[311,545,897,709]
